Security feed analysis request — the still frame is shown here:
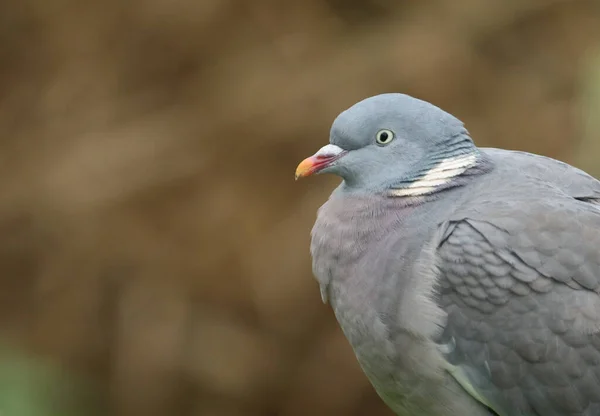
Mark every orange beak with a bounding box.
[295,144,347,180]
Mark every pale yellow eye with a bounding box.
[376,129,394,145]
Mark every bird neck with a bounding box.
[386,135,488,198]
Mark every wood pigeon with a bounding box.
[295,93,600,416]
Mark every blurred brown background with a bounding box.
[0,0,599,415]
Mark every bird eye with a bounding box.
[376,129,394,145]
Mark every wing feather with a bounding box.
[435,197,600,416]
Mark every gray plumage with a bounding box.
[300,93,600,416]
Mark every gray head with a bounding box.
[295,93,481,195]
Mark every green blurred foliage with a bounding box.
[577,48,600,177]
[0,344,105,416]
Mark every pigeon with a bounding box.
[295,93,600,416]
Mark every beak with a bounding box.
[295,144,347,180]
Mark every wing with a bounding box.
[434,196,600,416]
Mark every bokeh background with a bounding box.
[0,0,600,415]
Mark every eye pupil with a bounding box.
[380,132,388,141]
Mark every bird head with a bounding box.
[295,93,479,195]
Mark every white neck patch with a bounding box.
[389,153,478,197]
